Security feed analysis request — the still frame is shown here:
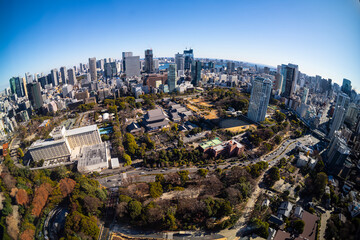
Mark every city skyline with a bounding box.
[0,0,359,91]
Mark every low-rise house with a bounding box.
[296,152,317,169]
[277,201,293,218]
[348,201,360,218]
[294,206,304,218]
[127,122,142,134]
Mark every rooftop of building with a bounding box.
[29,138,68,150]
[199,138,222,150]
[65,124,98,136]
[144,108,168,122]
[77,142,109,168]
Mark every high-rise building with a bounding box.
[60,66,68,84]
[274,72,283,93]
[344,103,359,127]
[247,77,272,122]
[227,61,235,74]
[184,48,194,70]
[51,68,59,86]
[280,63,298,98]
[191,61,202,87]
[145,49,154,73]
[341,78,352,96]
[89,57,97,82]
[122,52,133,72]
[328,92,350,138]
[301,88,309,104]
[175,53,185,71]
[125,56,140,77]
[26,82,43,110]
[97,59,105,71]
[67,68,76,85]
[9,77,27,97]
[326,134,350,174]
[168,64,177,92]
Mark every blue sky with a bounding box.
[0,0,359,91]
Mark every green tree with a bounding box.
[314,172,328,198]
[123,154,132,166]
[197,168,209,178]
[124,133,139,155]
[265,167,280,187]
[128,200,142,220]
[177,170,189,186]
[292,220,305,234]
[18,147,24,158]
[274,110,286,122]
[149,182,163,198]
[274,135,282,144]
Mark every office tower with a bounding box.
[38,76,48,88]
[341,78,352,96]
[227,61,235,74]
[9,77,27,97]
[153,59,159,72]
[184,48,194,70]
[191,61,202,87]
[301,88,309,104]
[125,56,140,77]
[60,66,68,84]
[247,77,272,122]
[89,57,97,82]
[280,63,298,98]
[274,73,283,93]
[145,49,154,73]
[122,52,133,72]
[25,72,33,83]
[67,68,76,85]
[326,134,350,174]
[344,103,359,127]
[168,64,177,92]
[328,92,350,138]
[26,82,43,110]
[51,68,59,86]
[97,59,105,71]
[175,53,185,71]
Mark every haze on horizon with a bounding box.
[0,0,359,90]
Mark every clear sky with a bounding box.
[0,0,359,91]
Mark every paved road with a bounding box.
[319,210,331,240]
[100,134,319,240]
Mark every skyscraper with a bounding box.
[67,68,76,85]
[328,92,350,138]
[122,52,133,72]
[125,56,140,77]
[247,77,272,122]
[89,57,97,82]
[97,59,105,71]
[301,87,309,104]
[326,134,350,174]
[168,64,177,92]
[175,53,185,71]
[280,63,298,98]
[191,61,202,87]
[145,49,154,73]
[27,82,43,110]
[341,78,352,96]
[60,66,68,84]
[51,68,59,86]
[9,77,27,97]
[184,48,194,70]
